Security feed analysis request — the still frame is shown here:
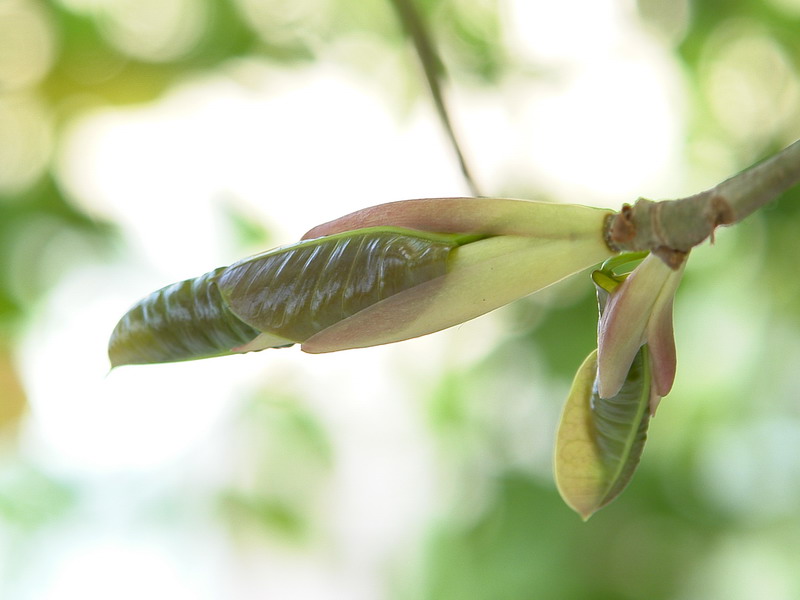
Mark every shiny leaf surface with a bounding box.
[303,234,612,352]
[555,347,652,520]
[109,200,615,365]
[218,227,465,340]
[108,267,263,367]
[109,227,466,366]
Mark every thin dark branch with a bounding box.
[388,0,482,196]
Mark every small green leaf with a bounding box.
[590,269,621,295]
[554,347,652,520]
[598,251,648,275]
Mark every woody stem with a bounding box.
[606,138,800,268]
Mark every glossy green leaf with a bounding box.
[554,346,652,520]
[217,227,467,340]
[109,227,466,366]
[108,267,265,367]
[303,234,612,352]
[109,198,616,366]
[301,199,615,352]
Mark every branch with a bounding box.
[387,0,482,196]
[606,138,800,268]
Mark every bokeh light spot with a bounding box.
[636,0,690,44]
[0,0,57,90]
[765,0,800,17]
[58,0,208,63]
[0,93,52,195]
[702,24,800,142]
[234,0,329,48]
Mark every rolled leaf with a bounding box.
[110,198,616,366]
[108,267,267,367]
[301,199,614,351]
[554,346,652,520]
[109,227,466,366]
[303,234,612,352]
[217,227,466,339]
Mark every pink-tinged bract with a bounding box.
[597,253,685,399]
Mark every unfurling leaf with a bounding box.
[596,253,684,399]
[109,198,615,367]
[109,227,468,366]
[108,267,263,367]
[554,346,652,520]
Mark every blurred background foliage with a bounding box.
[2,0,800,599]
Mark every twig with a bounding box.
[606,139,800,268]
[387,0,482,196]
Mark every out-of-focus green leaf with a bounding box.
[220,494,309,541]
[0,466,75,530]
[218,393,332,544]
[219,199,275,251]
[0,348,26,434]
[555,347,651,520]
